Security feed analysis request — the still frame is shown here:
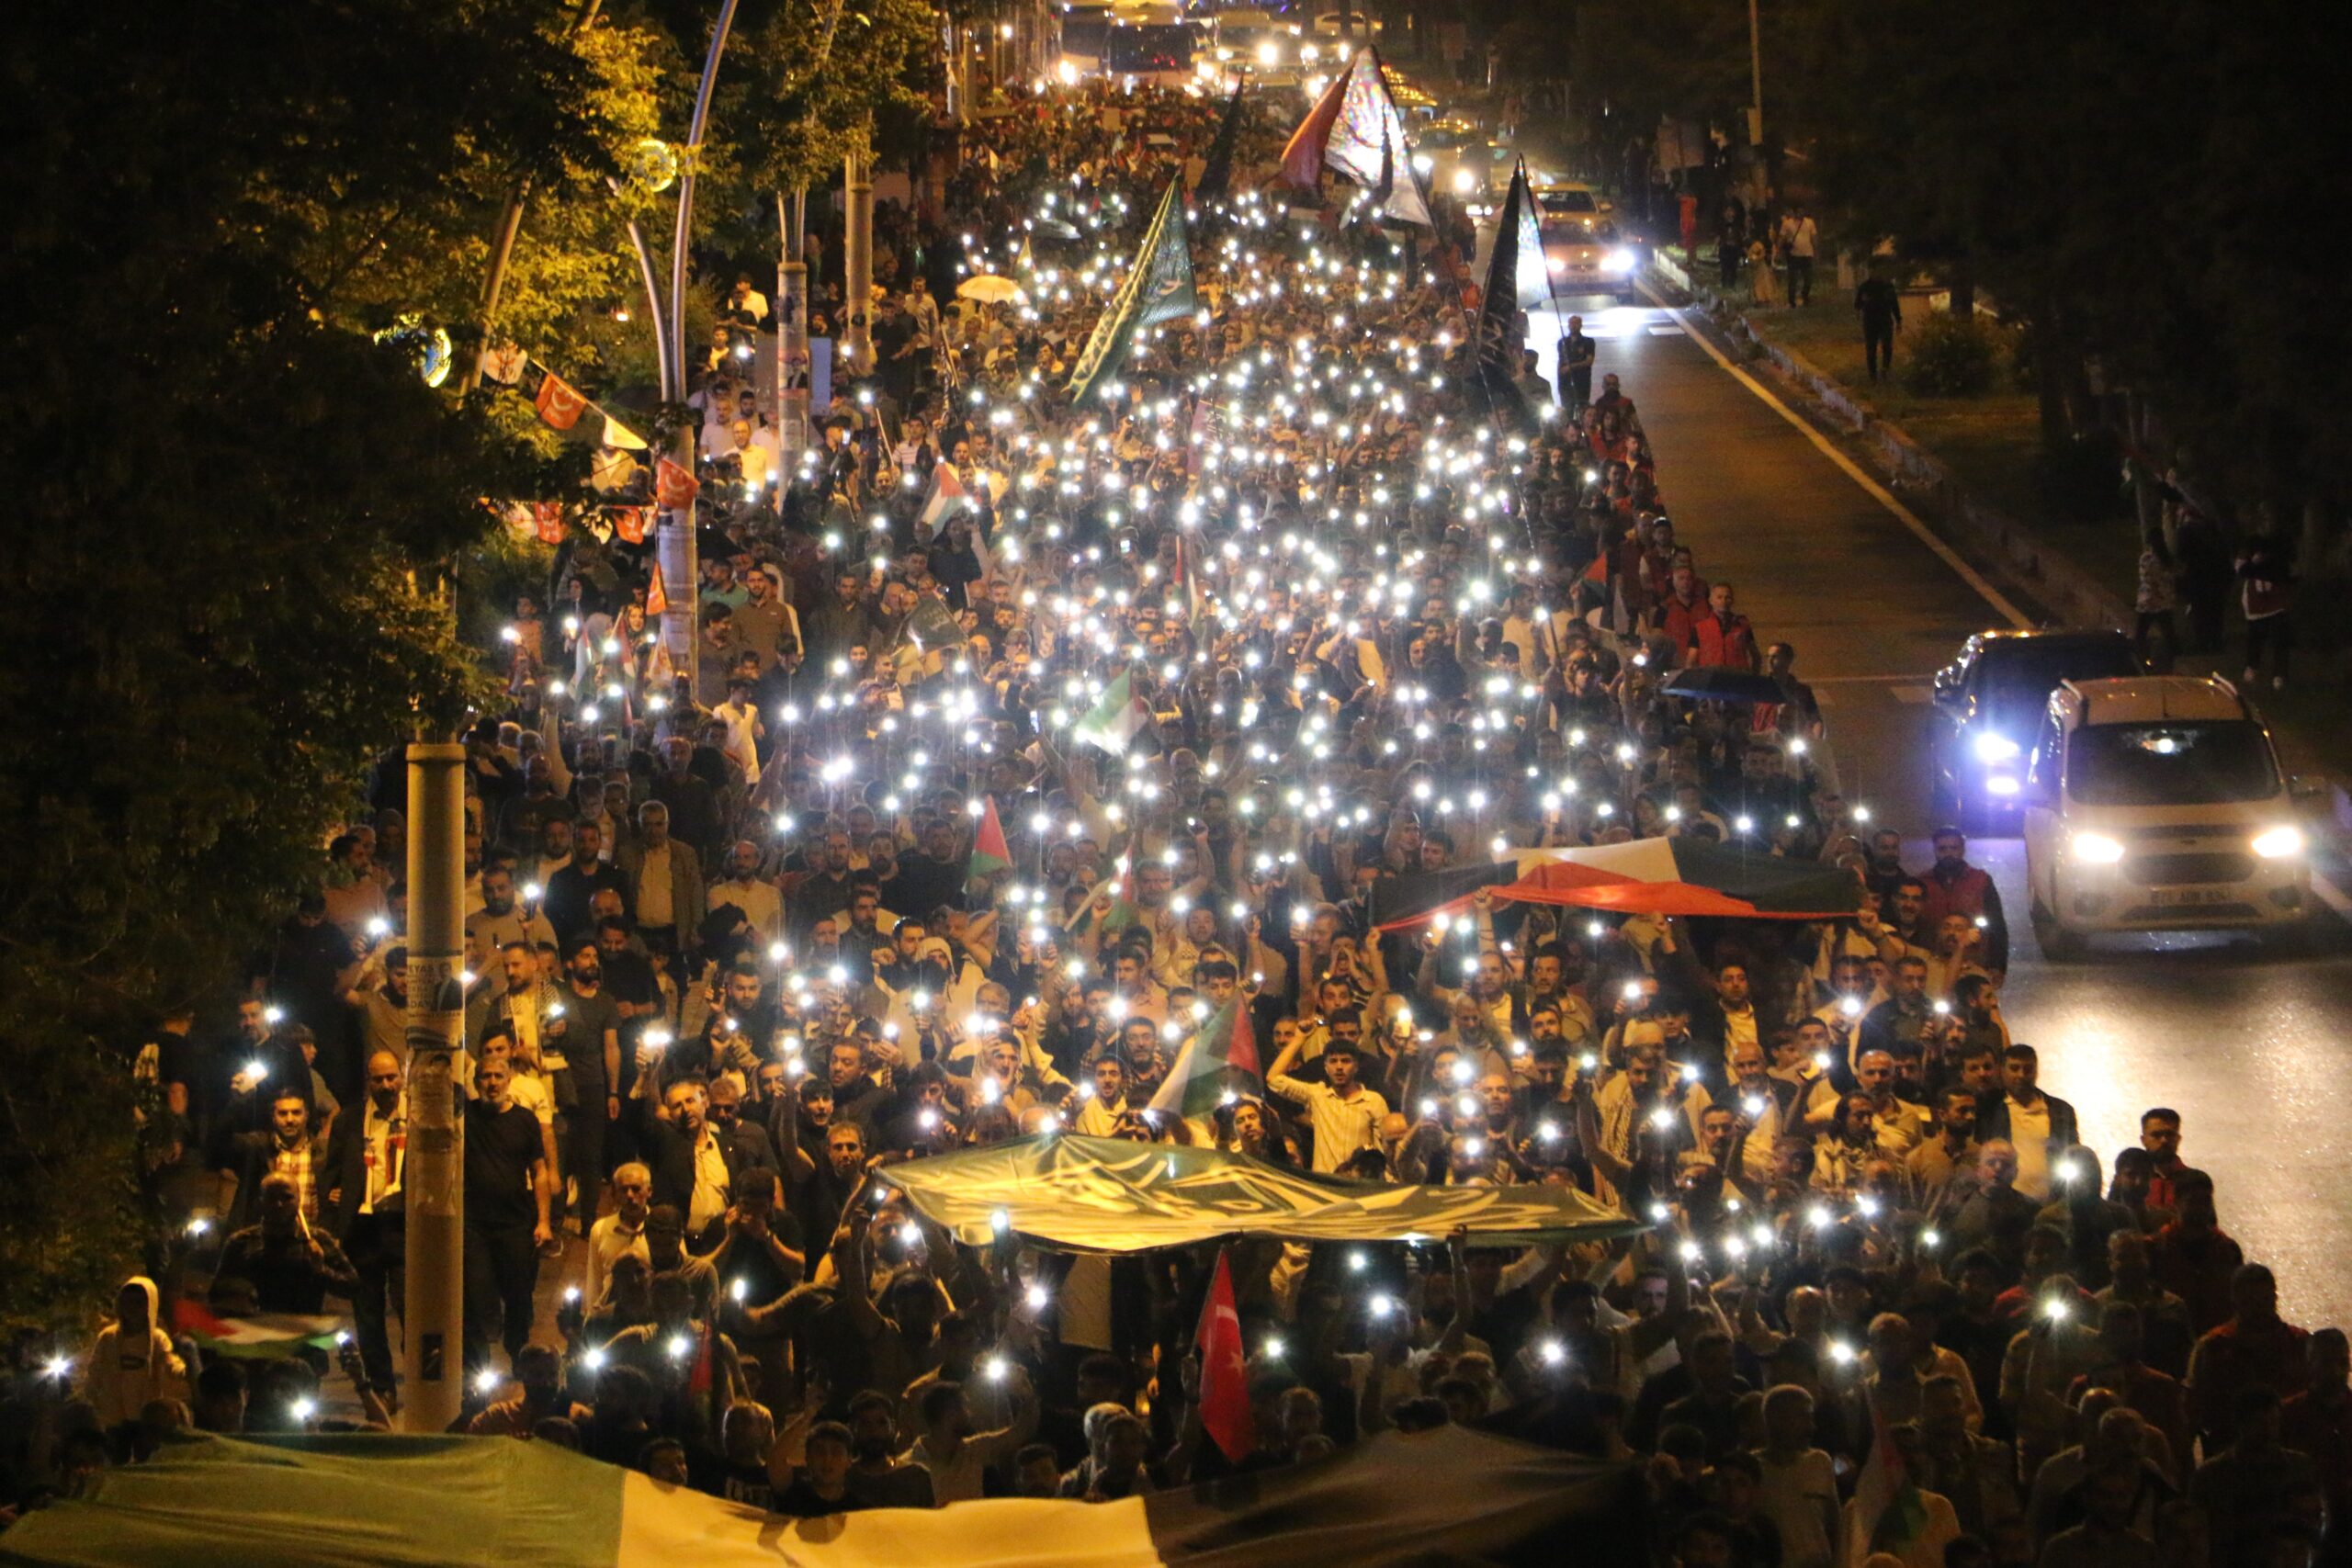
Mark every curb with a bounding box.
[1647,258,2134,636]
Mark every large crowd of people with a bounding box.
[4,78,2342,1568]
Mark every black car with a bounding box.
[1928,628,2140,829]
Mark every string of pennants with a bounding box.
[482,345,697,547]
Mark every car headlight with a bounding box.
[1603,249,1635,272]
[1451,167,1476,194]
[1972,731,2021,764]
[1546,255,1565,274]
[2251,824,2305,860]
[2071,830,2126,864]
[1412,153,1433,175]
[1257,41,1280,64]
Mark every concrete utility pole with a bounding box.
[843,152,876,377]
[400,742,467,1434]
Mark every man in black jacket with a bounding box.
[643,1075,751,1252]
[322,1051,407,1401]
[1973,1043,2080,1203]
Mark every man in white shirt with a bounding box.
[1266,1035,1389,1174]
[1073,1055,1130,1138]
[711,680,765,786]
[903,1371,1039,1505]
[584,1161,653,1308]
[708,839,783,942]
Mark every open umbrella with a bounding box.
[1659,667,1789,705]
[956,274,1023,304]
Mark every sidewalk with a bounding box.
[1651,244,2352,787]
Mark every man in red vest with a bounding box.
[1919,827,2007,975]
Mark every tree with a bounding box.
[0,0,597,1329]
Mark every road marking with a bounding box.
[1637,278,2034,631]
[1807,673,1934,684]
[1890,685,1932,704]
[1647,324,1687,336]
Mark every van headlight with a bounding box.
[1972,731,2020,764]
[1603,249,1635,273]
[1451,167,1476,194]
[2251,824,2305,860]
[2070,831,2126,864]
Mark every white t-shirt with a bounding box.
[1756,1448,1839,1568]
[2008,1097,2052,1199]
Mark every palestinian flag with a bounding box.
[918,460,967,529]
[1474,164,1533,423]
[1149,998,1260,1122]
[1073,670,1152,755]
[1847,1406,1932,1563]
[168,1299,343,1360]
[969,796,1012,880]
[1367,836,1864,931]
[1281,65,1349,193]
[1068,179,1197,406]
[1062,858,1141,942]
[0,1427,1647,1568]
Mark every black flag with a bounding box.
[1476,163,1533,423]
[1196,81,1245,205]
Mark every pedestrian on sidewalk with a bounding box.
[1747,236,1777,307]
[1785,207,1818,306]
[1556,315,1597,411]
[1856,269,1903,382]
[2235,533,2295,692]
[2134,527,2180,672]
[1716,197,1746,288]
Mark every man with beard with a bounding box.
[555,936,622,1230]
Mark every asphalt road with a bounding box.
[1522,288,2352,1331]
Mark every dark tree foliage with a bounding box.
[0,0,594,1327]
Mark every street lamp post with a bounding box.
[650,0,743,701]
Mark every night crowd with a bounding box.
[3,79,2340,1568]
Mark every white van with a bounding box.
[2021,675,2310,955]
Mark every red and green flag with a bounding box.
[969,797,1012,880]
[1074,670,1151,755]
[168,1299,343,1359]
[1149,997,1260,1122]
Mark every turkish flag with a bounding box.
[611,505,649,545]
[1194,1247,1254,1462]
[531,502,566,544]
[535,372,589,431]
[645,560,669,618]
[655,457,699,510]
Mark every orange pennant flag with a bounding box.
[611,505,649,545]
[535,372,589,431]
[645,560,669,618]
[532,502,566,545]
[655,457,699,510]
